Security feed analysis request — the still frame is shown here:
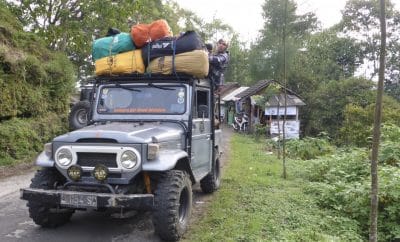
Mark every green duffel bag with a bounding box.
[92,33,135,61]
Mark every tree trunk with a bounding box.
[369,0,386,241]
[282,0,288,179]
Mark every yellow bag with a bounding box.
[147,50,209,78]
[95,50,145,76]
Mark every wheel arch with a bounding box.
[174,157,196,184]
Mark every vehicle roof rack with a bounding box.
[91,73,207,83]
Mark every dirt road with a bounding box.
[0,126,232,242]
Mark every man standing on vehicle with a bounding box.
[208,39,229,92]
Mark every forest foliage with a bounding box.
[0,1,75,166]
[249,0,400,143]
[4,0,398,147]
[0,0,239,166]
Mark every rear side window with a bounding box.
[194,89,210,118]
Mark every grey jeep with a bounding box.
[20,74,222,241]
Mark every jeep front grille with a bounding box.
[77,152,118,168]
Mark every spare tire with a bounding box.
[69,101,90,130]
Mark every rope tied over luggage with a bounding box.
[131,50,137,75]
[106,36,116,76]
[106,56,113,76]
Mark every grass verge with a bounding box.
[183,134,362,241]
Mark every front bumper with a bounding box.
[20,188,154,210]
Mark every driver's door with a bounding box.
[191,88,212,179]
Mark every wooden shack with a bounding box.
[234,80,305,138]
[265,93,305,139]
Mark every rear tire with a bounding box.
[200,149,221,193]
[69,101,90,130]
[153,170,192,241]
[27,168,74,228]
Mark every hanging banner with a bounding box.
[270,120,300,139]
[265,106,297,115]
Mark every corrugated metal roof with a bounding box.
[222,87,249,102]
[266,93,306,107]
[219,82,240,96]
[235,80,273,99]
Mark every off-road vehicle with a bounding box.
[21,74,222,241]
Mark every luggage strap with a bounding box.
[145,42,152,77]
[172,39,180,81]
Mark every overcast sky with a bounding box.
[175,0,399,43]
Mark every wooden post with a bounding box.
[249,98,253,132]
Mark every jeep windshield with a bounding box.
[97,84,186,114]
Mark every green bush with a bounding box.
[379,141,400,166]
[0,114,68,166]
[253,123,268,141]
[0,4,75,119]
[285,136,335,160]
[305,77,375,139]
[371,124,400,166]
[294,146,400,241]
[381,123,400,142]
[339,96,400,147]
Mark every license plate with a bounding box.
[60,193,97,208]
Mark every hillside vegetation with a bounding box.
[0,3,75,166]
[186,131,400,241]
[184,134,363,241]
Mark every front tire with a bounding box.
[153,170,192,241]
[27,168,74,228]
[200,149,221,193]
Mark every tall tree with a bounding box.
[249,0,318,83]
[7,0,238,81]
[224,34,251,85]
[6,0,149,79]
[370,0,386,240]
[339,0,400,83]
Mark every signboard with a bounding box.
[270,120,299,139]
[265,106,297,115]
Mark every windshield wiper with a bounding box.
[148,83,175,91]
[116,83,141,92]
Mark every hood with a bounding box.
[53,122,184,143]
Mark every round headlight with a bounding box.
[56,148,73,166]
[121,150,138,169]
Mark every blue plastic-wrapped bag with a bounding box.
[92,33,135,61]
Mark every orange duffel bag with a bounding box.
[131,19,172,48]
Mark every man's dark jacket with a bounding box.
[209,51,229,87]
